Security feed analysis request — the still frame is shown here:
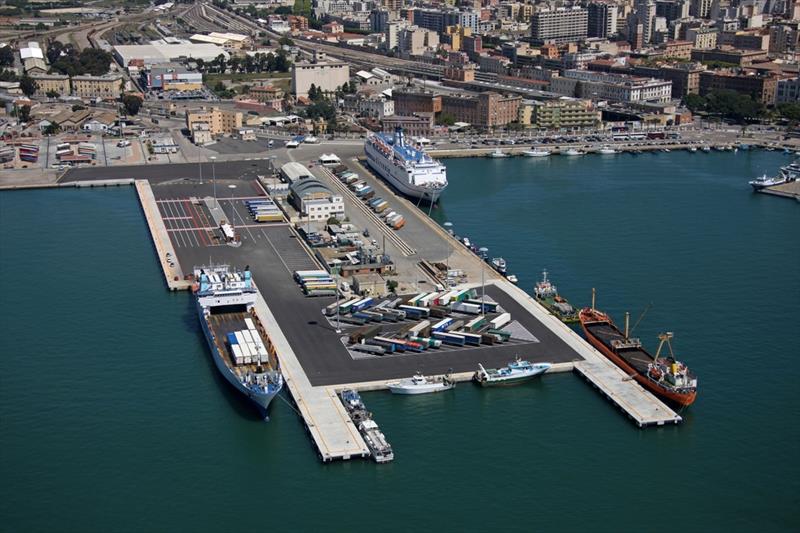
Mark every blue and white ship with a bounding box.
[364,128,447,203]
[474,358,552,387]
[193,265,283,420]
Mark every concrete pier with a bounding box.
[135,180,191,291]
[252,289,370,462]
[574,359,682,427]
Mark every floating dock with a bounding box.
[135,179,191,291]
[252,288,370,462]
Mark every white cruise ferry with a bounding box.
[364,128,447,203]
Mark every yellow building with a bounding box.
[186,107,243,141]
[30,74,70,96]
[72,74,123,99]
[444,25,472,51]
[163,80,203,91]
[519,98,601,129]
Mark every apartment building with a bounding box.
[530,7,589,44]
[553,69,673,103]
[587,3,618,38]
[186,107,244,141]
[699,69,778,104]
[71,74,123,99]
[519,98,601,128]
[291,60,350,97]
[30,74,70,97]
[440,91,521,128]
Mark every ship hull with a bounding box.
[388,383,454,394]
[365,141,445,203]
[198,306,280,419]
[475,368,548,387]
[579,313,696,407]
[535,296,579,323]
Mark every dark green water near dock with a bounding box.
[1,150,798,532]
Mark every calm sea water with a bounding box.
[1,150,798,532]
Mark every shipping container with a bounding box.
[432,318,453,332]
[490,312,511,330]
[398,304,430,318]
[452,302,481,315]
[408,320,431,337]
[466,299,498,313]
[351,343,386,356]
[446,320,464,332]
[428,305,449,319]
[339,297,362,314]
[487,328,511,342]
[227,332,238,345]
[459,331,482,346]
[370,337,402,353]
[351,297,374,312]
[409,336,442,349]
[466,316,487,332]
[432,331,466,346]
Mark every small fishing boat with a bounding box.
[388,373,455,395]
[564,148,585,156]
[473,358,552,386]
[598,146,617,155]
[523,148,551,157]
[488,148,509,158]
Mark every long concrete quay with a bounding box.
[252,288,370,462]
[135,180,191,291]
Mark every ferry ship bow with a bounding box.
[193,265,283,419]
[364,128,448,203]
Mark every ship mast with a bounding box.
[591,288,596,311]
[625,312,630,339]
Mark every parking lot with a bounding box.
[152,178,288,250]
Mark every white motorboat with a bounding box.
[563,148,585,156]
[388,373,455,395]
[523,148,551,157]
[598,146,617,155]
[488,148,509,158]
[506,274,518,284]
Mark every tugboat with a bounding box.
[473,358,552,386]
[388,373,455,395]
[533,270,578,323]
[578,292,698,407]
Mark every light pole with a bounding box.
[227,184,236,226]
[210,156,217,209]
[478,246,488,318]
[199,155,203,185]
[333,264,341,334]
[443,221,453,273]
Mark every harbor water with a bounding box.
[1,150,798,532]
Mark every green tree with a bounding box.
[278,35,294,46]
[386,279,398,293]
[17,104,31,123]
[43,122,60,135]
[778,103,800,122]
[683,93,706,113]
[0,45,14,67]
[19,75,36,97]
[72,104,85,112]
[45,90,60,98]
[121,94,143,116]
[438,112,455,126]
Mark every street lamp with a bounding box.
[478,246,488,317]
[210,155,217,209]
[443,221,453,273]
[227,184,237,226]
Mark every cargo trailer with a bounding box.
[489,312,511,330]
[432,331,466,346]
[351,344,386,356]
[459,331,482,346]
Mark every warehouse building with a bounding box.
[288,177,345,222]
